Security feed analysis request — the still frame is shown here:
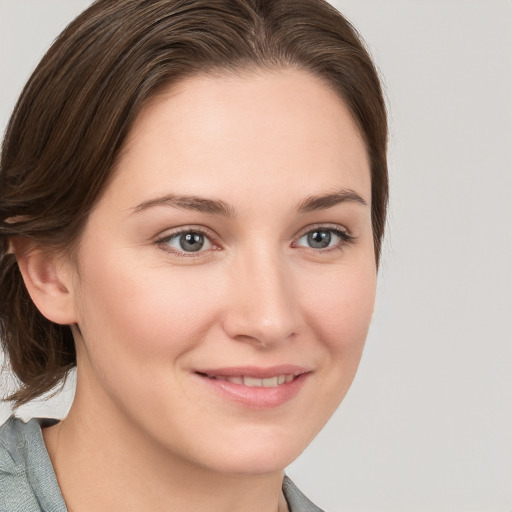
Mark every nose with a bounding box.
[221,249,300,348]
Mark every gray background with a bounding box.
[1,1,511,510]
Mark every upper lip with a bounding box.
[195,365,310,379]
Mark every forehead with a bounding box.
[111,68,371,207]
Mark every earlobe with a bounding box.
[11,237,78,326]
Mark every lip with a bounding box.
[194,365,311,409]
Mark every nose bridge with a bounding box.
[223,244,299,346]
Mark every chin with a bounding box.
[205,447,300,477]
[185,425,318,477]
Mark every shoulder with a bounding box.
[0,416,32,474]
[0,416,40,511]
[283,475,325,512]
[0,416,66,512]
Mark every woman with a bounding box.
[0,0,387,510]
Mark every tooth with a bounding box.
[243,376,263,387]
[262,377,279,387]
[213,374,297,387]
[226,376,243,385]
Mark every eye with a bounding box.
[158,230,213,254]
[295,227,353,250]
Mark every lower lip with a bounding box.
[195,373,310,409]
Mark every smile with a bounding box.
[204,374,296,387]
[195,366,310,408]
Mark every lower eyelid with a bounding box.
[155,226,353,254]
[294,226,353,244]
[156,228,217,254]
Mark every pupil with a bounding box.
[308,230,331,249]
[180,232,204,252]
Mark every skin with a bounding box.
[24,68,376,512]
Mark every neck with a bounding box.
[42,385,289,512]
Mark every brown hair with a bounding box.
[0,0,388,406]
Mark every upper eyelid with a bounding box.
[293,223,352,239]
[155,225,218,242]
[154,223,353,248]
[154,227,218,257]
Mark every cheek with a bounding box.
[287,260,376,440]
[74,252,222,363]
[300,261,376,359]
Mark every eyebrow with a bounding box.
[132,194,235,218]
[131,187,367,217]
[297,188,368,213]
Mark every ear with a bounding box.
[11,237,78,325]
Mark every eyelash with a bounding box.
[155,224,355,257]
[155,227,218,257]
[293,224,355,252]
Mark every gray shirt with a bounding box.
[0,417,324,512]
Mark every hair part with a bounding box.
[0,0,388,406]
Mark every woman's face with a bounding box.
[68,68,376,475]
